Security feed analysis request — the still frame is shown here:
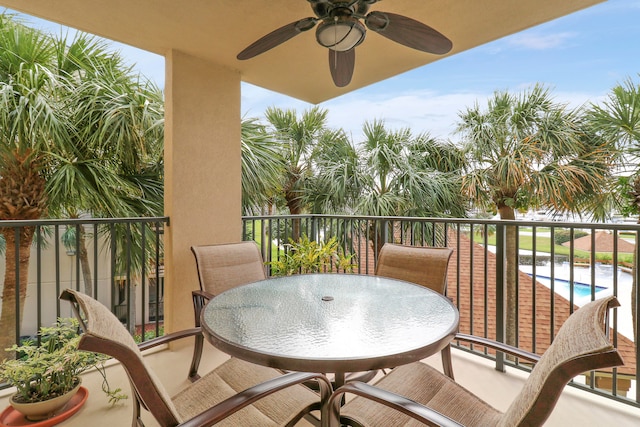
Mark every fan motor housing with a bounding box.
[316,16,366,51]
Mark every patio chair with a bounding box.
[189,241,267,381]
[60,288,332,427]
[328,296,624,427]
[375,243,455,378]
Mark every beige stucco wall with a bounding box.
[163,50,242,334]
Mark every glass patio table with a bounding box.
[200,273,459,387]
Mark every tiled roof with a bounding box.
[563,231,636,253]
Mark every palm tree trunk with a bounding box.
[0,227,35,359]
[366,220,387,258]
[285,169,304,242]
[287,199,303,242]
[498,205,518,348]
[77,228,94,297]
[291,218,301,243]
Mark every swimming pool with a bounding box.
[521,261,623,302]
[529,275,607,298]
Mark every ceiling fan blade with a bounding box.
[329,49,355,87]
[237,18,316,60]
[365,11,452,55]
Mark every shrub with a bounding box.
[269,235,357,276]
[553,229,588,245]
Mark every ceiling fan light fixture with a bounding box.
[316,16,365,51]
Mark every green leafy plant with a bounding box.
[269,235,357,276]
[0,318,126,405]
[134,326,165,343]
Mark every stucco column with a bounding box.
[164,50,241,334]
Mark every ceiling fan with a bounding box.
[237,0,453,87]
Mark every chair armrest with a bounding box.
[178,371,333,427]
[328,381,463,427]
[138,327,202,352]
[192,290,215,327]
[454,333,541,363]
[193,289,215,300]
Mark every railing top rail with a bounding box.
[242,214,640,231]
[0,217,170,227]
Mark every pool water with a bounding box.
[521,261,624,302]
[530,275,607,298]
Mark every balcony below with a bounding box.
[1,337,638,426]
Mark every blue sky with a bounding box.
[5,0,640,141]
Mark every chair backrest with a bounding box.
[191,241,267,295]
[375,244,453,294]
[499,296,624,426]
[60,289,181,427]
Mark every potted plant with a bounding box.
[0,318,126,421]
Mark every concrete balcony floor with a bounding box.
[1,337,639,426]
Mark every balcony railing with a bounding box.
[0,214,637,411]
[243,214,640,409]
[0,217,168,352]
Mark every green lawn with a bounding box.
[472,232,634,265]
[244,220,281,261]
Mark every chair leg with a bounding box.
[188,333,204,382]
[441,344,454,380]
[133,395,144,427]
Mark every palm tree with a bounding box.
[359,120,466,253]
[0,16,165,351]
[304,128,362,214]
[587,76,640,341]
[240,117,284,215]
[457,84,617,347]
[264,106,331,240]
[309,119,467,254]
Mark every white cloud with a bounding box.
[322,90,489,141]
[240,85,494,142]
[555,90,608,111]
[240,83,311,118]
[507,32,577,50]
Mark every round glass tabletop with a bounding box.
[201,273,459,373]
